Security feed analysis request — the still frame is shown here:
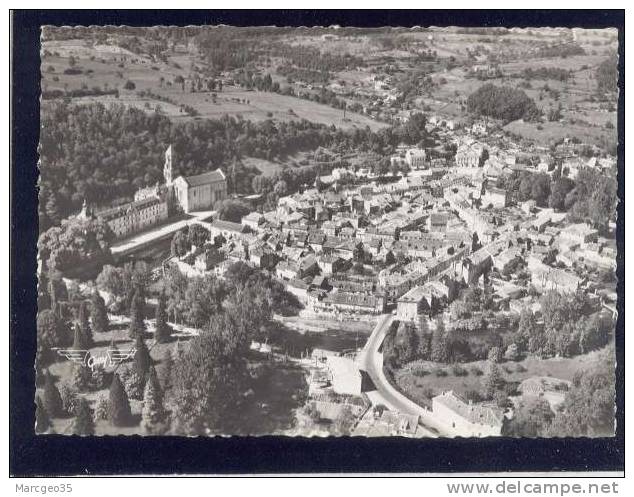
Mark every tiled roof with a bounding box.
[181,169,225,187]
[433,391,504,428]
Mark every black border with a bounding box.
[10,10,625,476]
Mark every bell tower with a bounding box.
[164,145,173,185]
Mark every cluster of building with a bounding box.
[79,146,227,239]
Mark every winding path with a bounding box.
[356,314,449,437]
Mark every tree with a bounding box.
[394,321,419,364]
[77,301,94,348]
[90,291,109,334]
[170,319,250,435]
[128,287,146,338]
[504,343,520,362]
[171,230,190,258]
[467,83,540,121]
[133,334,152,383]
[332,405,356,436]
[43,373,64,418]
[72,398,95,436]
[417,317,432,359]
[35,395,52,433]
[184,275,227,328]
[547,347,615,437]
[187,224,210,248]
[158,349,174,391]
[154,292,172,344]
[72,323,89,351]
[530,174,551,207]
[70,363,92,392]
[578,313,612,354]
[596,57,617,94]
[37,310,71,362]
[488,346,503,364]
[548,177,575,211]
[37,269,52,310]
[214,199,251,223]
[483,361,504,399]
[59,382,79,416]
[517,308,538,353]
[430,319,449,363]
[141,367,168,435]
[353,243,365,263]
[108,374,132,427]
[503,397,554,437]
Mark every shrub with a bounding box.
[119,364,144,400]
[470,366,483,376]
[515,363,527,373]
[463,389,484,403]
[94,394,110,421]
[59,382,79,416]
[123,80,136,90]
[422,387,438,400]
[435,369,448,377]
[91,366,109,390]
[452,364,469,377]
[412,365,430,377]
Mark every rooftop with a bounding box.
[180,169,225,187]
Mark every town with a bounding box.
[35,25,618,438]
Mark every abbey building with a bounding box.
[80,146,227,239]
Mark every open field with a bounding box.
[393,347,611,409]
[41,39,388,131]
[241,156,288,177]
[504,119,616,148]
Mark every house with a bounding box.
[241,212,265,231]
[559,223,599,247]
[194,247,226,272]
[471,121,489,136]
[318,254,346,275]
[518,376,571,411]
[396,284,439,324]
[432,391,504,437]
[173,169,227,213]
[456,142,486,168]
[208,219,247,240]
[405,148,427,169]
[428,212,450,232]
[461,247,493,285]
[480,186,509,209]
[313,291,386,315]
[249,247,276,269]
[494,247,522,274]
[527,257,582,294]
[286,278,310,303]
[97,196,169,239]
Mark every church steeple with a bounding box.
[164,145,173,185]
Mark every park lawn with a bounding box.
[503,119,616,148]
[393,347,611,409]
[241,156,288,177]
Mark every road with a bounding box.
[110,210,215,257]
[356,314,449,437]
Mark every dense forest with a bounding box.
[596,56,619,95]
[467,84,540,122]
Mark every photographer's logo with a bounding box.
[56,348,136,370]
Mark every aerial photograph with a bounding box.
[35,25,618,438]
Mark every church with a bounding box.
[166,146,227,214]
[84,145,227,239]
